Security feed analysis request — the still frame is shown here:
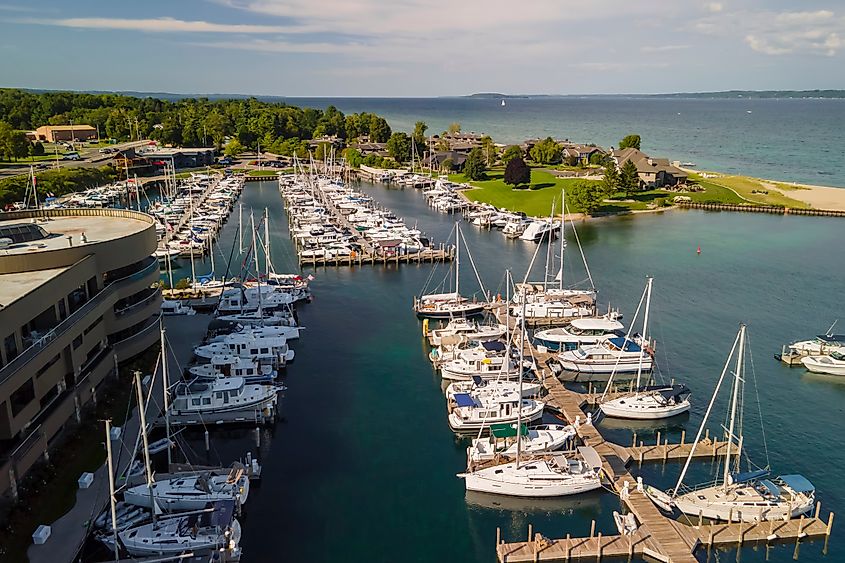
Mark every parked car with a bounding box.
[63,152,81,161]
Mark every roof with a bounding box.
[0,266,70,307]
[0,214,150,256]
[36,125,96,131]
[778,474,815,493]
[481,341,506,352]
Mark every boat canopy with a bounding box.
[490,423,527,438]
[731,468,770,484]
[577,446,603,471]
[481,341,506,352]
[471,375,485,386]
[454,393,477,408]
[607,337,642,353]
[818,334,845,344]
[759,479,781,499]
[778,474,815,494]
[657,384,691,400]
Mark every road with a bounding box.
[0,140,152,179]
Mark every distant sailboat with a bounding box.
[501,99,506,107]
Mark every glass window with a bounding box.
[191,398,201,406]
[10,379,35,417]
[4,334,18,362]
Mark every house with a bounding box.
[611,148,688,189]
[34,125,97,143]
[350,141,389,157]
[141,147,216,169]
[428,151,468,171]
[562,143,604,164]
[429,132,484,154]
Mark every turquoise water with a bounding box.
[175,180,844,563]
[282,96,845,188]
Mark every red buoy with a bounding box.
[697,245,701,254]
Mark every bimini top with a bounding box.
[607,337,642,353]
[481,341,506,353]
[657,384,690,400]
[730,468,770,484]
[818,334,845,344]
[453,393,477,408]
[570,317,624,331]
[490,423,527,438]
[778,474,815,494]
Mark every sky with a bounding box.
[0,0,843,96]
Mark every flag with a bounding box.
[32,176,37,187]
[307,274,315,281]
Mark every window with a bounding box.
[84,317,103,336]
[202,397,211,405]
[58,299,67,321]
[36,354,61,378]
[10,379,35,417]
[191,398,201,406]
[4,334,18,362]
[260,347,269,354]
[72,335,83,349]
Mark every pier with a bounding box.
[677,201,845,217]
[490,307,835,562]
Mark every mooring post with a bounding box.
[632,432,637,448]
[656,431,661,447]
[681,430,686,445]
[596,532,602,559]
[815,501,822,519]
[827,512,835,536]
[738,520,744,546]
[799,514,806,535]
[528,524,533,543]
[728,508,734,523]
[497,527,501,546]
[590,520,596,538]
[698,510,703,528]
[565,533,571,560]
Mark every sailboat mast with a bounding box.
[239,203,244,253]
[133,371,155,523]
[559,190,565,291]
[671,327,742,497]
[635,277,653,392]
[505,270,511,345]
[264,207,271,279]
[104,419,119,561]
[723,324,745,491]
[515,291,527,468]
[455,222,460,296]
[160,322,172,467]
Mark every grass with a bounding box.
[450,168,600,216]
[241,168,280,177]
[687,173,809,208]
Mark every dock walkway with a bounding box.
[491,307,834,562]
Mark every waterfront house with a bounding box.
[429,151,468,171]
[611,148,688,189]
[350,141,389,157]
[562,143,604,164]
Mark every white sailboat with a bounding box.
[414,223,487,318]
[646,325,816,522]
[458,278,603,498]
[599,278,691,420]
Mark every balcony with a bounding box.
[0,256,159,386]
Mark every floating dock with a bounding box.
[490,307,835,562]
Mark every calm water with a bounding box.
[172,180,844,563]
[281,96,845,188]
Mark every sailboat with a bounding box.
[414,223,486,318]
[458,285,603,498]
[599,278,691,420]
[501,99,506,107]
[646,325,816,522]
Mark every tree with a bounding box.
[619,160,640,195]
[529,137,562,164]
[344,147,363,168]
[564,153,579,167]
[601,161,619,196]
[0,120,13,160]
[480,135,497,166]
[447,122,461,134]
[589,151,606,166]
[568,182,605,215]
[463,147,486,180]
[224,139,245,156]
[386,132,411,163]
[29,141,45,160]
[501,145,523,166]
[440,157,454,172]
[412,121,428,154]
[503,157,531,188]
[619,134,641,150]
[7,131,29,161]
[368,115,391,143]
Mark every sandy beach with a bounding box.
[768,182,845,211]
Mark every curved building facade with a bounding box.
[0,208,161,499]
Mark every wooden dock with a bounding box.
[678,201,845,218]
[297,246,453,267]
[489,307,834,562]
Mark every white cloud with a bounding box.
[641,44,690,53]
[15,16,316,34]
[704,2,723,13]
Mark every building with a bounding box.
[429,132,484,154]
[349,141,389,157]
[612,148,688,189]
[140,147,216,169]
[0,209,161,500]
[33,125,98,143]
[562,143,604,164]
[428,151,468,171]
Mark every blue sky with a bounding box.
[1,0,843,96]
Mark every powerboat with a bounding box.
[558,337,653,375]
[533,317,625,351]
[801,351,845,376]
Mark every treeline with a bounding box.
[0,89,393,153]
[0,166,116,207]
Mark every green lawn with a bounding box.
[243,169,281,177]
[0,155,62,165]
[450,168,601,216]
